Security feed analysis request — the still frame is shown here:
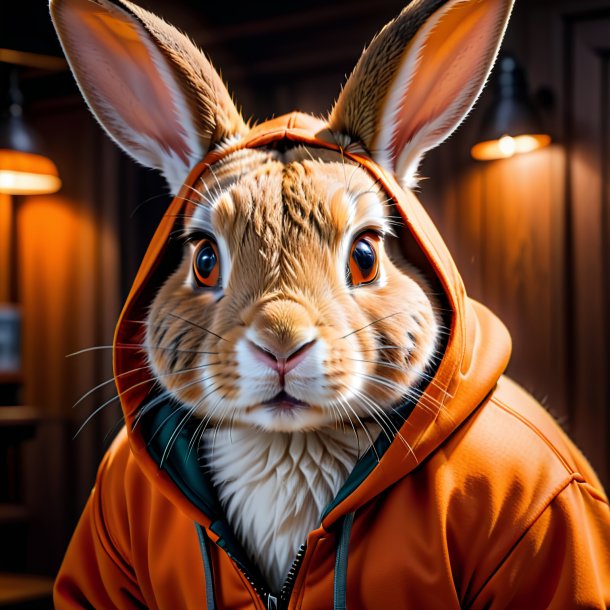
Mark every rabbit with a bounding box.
[51,0,610,608]
[145,150,443,589]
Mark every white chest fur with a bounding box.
[201,427,375,592]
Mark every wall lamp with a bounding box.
[0,68,61,195]
[471,55,551,161]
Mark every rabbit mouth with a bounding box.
[261,390,310,412]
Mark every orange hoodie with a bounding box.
[54,114,610,610]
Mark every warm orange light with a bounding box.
[498,135,516,157]
[471,134,551,161]
[0,149,62,195]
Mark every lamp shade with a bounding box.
[0,72,61,195]
[471,55,551,161]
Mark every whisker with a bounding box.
[143,377,221,441]
[71,364,151,410]
[351,186,386,202]
[337,391,381,462]
[67,343,219,357]
[125,318,225,343]
[103,413,127,445]
[339,311,405,340]
[347,357,408,373]
[329,396,361,455]
[195,177,222,213]
[227,405,240,445]
[72,361,220,411]
[81,364,222,440]
[73,365,217,439]
[129,192,171,219]
[358,369,452,421]
[359,345,409,353]
[301,145,318,164]
[345,388,393,445]
[186,393,228,458]
[355,369,449,411]
[167,312,227,342]
[67,345,117,357]
[132,373,221,432]
[182,183,217,207]
[164,380,228,465]
[131,389,184,433]
[73,387,152,440]
[348,386,417,461]
[210,401,232,459]
[354,371,408,394]
[339,147,349,190]
[159,403,200,468]
[200,163,223,193]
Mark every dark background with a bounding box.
[1,0,609,588]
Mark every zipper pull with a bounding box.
[267,594,278,610]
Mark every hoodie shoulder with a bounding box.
[426,375,609,606]
[440,374,607,508]
[446,376,610,609]
[489,376,606,496]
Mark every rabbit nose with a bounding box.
[248,339,316,381]
[246,299,318,383]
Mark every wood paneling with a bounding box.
[14,105,126,574]
[421,135,566,415]
[566,13,610,486]
[420,0,610,489]
[0,195,12,303]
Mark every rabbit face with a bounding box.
[146,148,440,432]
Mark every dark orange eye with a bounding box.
[193,239,220,287]
[349,232,381,286]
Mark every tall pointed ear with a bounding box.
[50,0,248,193]
[329,0,514,188]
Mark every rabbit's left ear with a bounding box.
[329,0,514,188]
[50,0,248,193]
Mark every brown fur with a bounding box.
[146,148,440,431]
[328,0,447,147]
[115,0,248,146]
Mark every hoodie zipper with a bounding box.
[235,543,307,610]
[279,544,307,607]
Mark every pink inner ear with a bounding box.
[391,0,503,158]
[64,2,192,165]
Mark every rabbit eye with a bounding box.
[349,232,381,286]
[193,239,220,287]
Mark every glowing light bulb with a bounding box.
[498,135,516,158]
[471,134,551,161]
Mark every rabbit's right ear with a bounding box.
[50,0,248,193]
[329,0,514,189]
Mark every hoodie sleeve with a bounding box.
[469,477,610,609]
[54,435,146,609]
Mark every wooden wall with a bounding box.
[420,0,610,488]
[9,0,610,577]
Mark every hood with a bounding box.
[113,112,512,533]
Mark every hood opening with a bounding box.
[117,131,452,496]
[114,115,511,583]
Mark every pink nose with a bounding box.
[248,339,316,383]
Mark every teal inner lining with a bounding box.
[139,392,418,586]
